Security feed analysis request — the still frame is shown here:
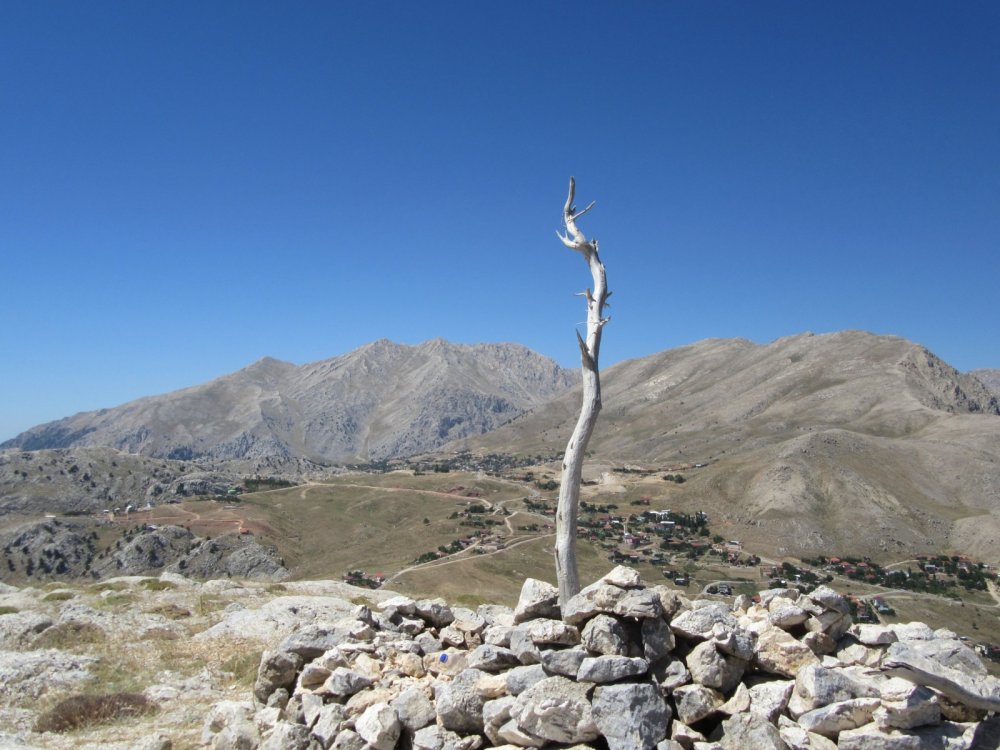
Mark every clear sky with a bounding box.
[2,2,998,442]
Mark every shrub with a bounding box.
[34,692,156,733]
[139,579,176,592]
[42,591,74,602]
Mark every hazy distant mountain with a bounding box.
[971,368,1000,398]
[458,331,1000,562]
[2,340,576,463]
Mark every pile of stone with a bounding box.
[203,566,1000,749]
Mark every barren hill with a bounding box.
[457,331,1000,562]
[2,340,575,464]
[972,368,1000,398]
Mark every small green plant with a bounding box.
[42,591,74,602]
[139,578,176,592]
[0,606,18,615]
[33,621,106,649]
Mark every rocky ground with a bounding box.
[0,576,397,749]
[1,568,998,749]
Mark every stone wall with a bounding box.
[206,566,1000,749]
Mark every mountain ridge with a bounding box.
[2,340,576,463]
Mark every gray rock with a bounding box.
[260,721,311,750]
[484,624,515,647]
[753,624,819,678]
[686,641,747,693]
[672,684,724,725]
[435,667,488,734]
[497,719,547,748]
[582,614,629,656]
[670,721,706,747]
[650,656,690,691]
[509,627,542,664]
[874,678,941,730]
[787,664,879,718]
[807,610,852,641]
[513,578,561,623]
[835,724,924,750]
[300,692,323,727]
[483,696,516,745]
[467,644,520,672]
[768,602,809,630]
[415,631,444,655]
[718,713,789,750]
[413,725,483,750]
[379,595,417,616]
[889,622,937,641]
[591,682,671,750]
[759,588,800,607]
[509,675,599,744]
[331,729,366,750]
[451,606,486,634]
[641,616,675,662]
[852,624,899,646]
[802,631,837,656]
[356,702,402,750]
[254,649,302,704]
[440,625,466,647]
[0,648,97,705]
[776,717,838,750]
[311,704,347,749]
[506,664,547,695]
[522,618,580,646]
[265,687,289,710]
[578,655,649,683]
[649,585,686,618]
[0,611,53,649]
[616,588,664,620]
[670,604,738,641]
[201,700,259,749]
[883,640,1000,712]
[718,682,751,716]
[135,735,173,750]
[747,679,794,724]
[796,697,881,738]
[477,603,515,627]
[602,565,645,589]
[807,586,850,615]
[392,686,436,732]
[711,623,753,661]
[279,623,350,659]
[319,667,374,699]
[561,583,625,626]
[541,647,589,677]
[413,598,454,627]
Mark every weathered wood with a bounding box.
[555,177,610,608]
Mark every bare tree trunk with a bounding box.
[554,177,609,609]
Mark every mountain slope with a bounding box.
[972,368,1000,399]
[457,331,1000,561]
[3,340,576,463]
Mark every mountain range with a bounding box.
[4,331,1000,563]
[2,339,575,463]
[458,331,1000,561]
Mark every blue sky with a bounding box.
[2,2,998,441]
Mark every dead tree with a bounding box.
[554,177,609,608]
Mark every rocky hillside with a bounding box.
[458,331,1000,562]
[1,567,997,749]
[2,341,576,464]
[972,368,1000,399]
[0,446,328,517]
[0,519,287,583]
